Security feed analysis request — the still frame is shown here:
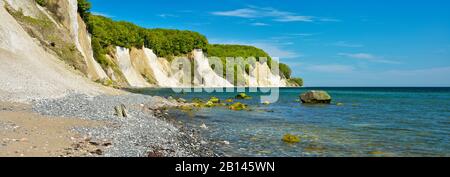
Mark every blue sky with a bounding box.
[90,0,450,86]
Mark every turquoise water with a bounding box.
[130,87,450,157]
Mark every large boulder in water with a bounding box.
[300,90,332,104]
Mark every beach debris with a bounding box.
[200,123,208,130]
[91,149,103,155]
[262,101,271,105]
[114,106,122,117]
[300,90,332,104]
[235,93,252,99]
[282,134,301,144]
[89,141,100,146]
[102,142,112,147]
[121,104,128,117]
[368,151,386,155]
[177,98,187,103]
[223,141,230,145]
[229,102,248,111]
[148,150,164,157]
[114,104,128,118]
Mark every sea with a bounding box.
[130,87,450,157]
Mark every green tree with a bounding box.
[279,63,292,79]
[289,78,303,87]
[78,0,91,23]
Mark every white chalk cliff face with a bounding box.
[109,47,288,88]
[250,62,287,87]
[4,0,41,18]
[192,49,234,87]
[67,0,108,80]
[1,0,290,90]
[246,72,260,87]
[0,0,103,102]
[115,47,151,87]
[143,48,181,87]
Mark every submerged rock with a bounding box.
[300,90,332,104]
[235,93,252,100]
[225,98,234,103]
[368,151,386,155]
[205,101,215,107]
[192,98,203,103]
[209,96,220,103]
[229,102,248,111]
[282,134,300,144]
[179,105,193,111]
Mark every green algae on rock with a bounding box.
[282,134,300,144]
[225,98,234,103]
[205,101,215,107]
[229,102,248,111]
[209,96,220,103]
[236,93,252,99]
[300,90,332,104]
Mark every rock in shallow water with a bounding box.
[235,93,252,100]
[282,134,300,144]
[229,102,248,111]
[300,90,332,104]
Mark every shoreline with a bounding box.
[0,93,216,157]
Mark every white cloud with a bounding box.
[274,15,314,22]
[338,53,375,59]
[331,41,364,48]
[158,14,178,18]
[211,8,258,18]
[250,22,269,26]
[289,33,315,37]
[211,6,336,23]
[306,64,355,73]
[338,53,401,64]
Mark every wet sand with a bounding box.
[0,101,103,157]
